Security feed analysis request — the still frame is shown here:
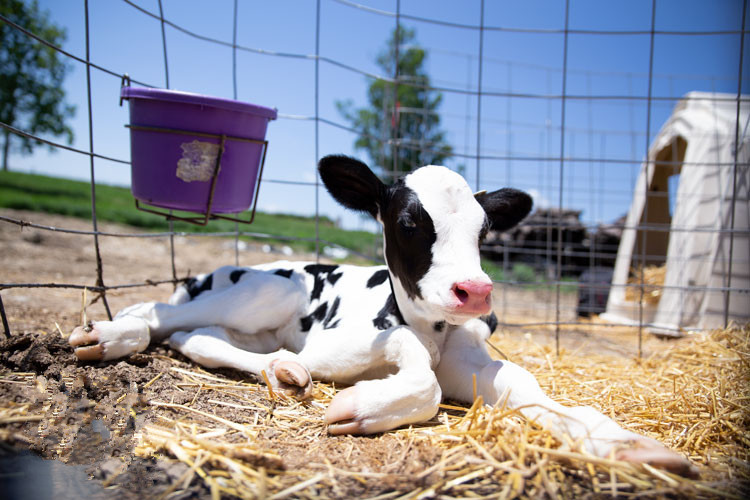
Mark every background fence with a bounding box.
[1,0,748,355]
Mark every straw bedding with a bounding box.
[2,321,746,499]
[625,265,668,305]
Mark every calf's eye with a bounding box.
[399,218,417,233]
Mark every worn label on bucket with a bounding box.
[176,140,220,182]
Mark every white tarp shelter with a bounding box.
[602,92,749,334]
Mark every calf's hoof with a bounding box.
[325,376,441,435]
[325,386,366,435]
[69,324,106,360]
[616,439,699,479]
[69,317,150,361]
[269,359,313,400]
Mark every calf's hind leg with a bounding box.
[70,269,307,361]
[169,326,313,400]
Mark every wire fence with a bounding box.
[0,0,748,356]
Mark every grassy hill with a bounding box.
[0,170,379,258]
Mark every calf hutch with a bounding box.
[602,92,750,335]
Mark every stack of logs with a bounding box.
[481,209,625,277]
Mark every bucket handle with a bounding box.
[119,74,132,107]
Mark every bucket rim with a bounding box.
[121,86,277,120]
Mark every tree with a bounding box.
[337,26,452,178]
[0,0,75,171]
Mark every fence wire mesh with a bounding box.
[0,0,748,356]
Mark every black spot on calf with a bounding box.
[310,275,325,301]
[381,185,436,301]
[186,274,213,299]
[304,264,339,276]
[299,315,313,333]
[373,294,406,331]
[312,302,328,321]
[324,297,341,330]
[304,264,341,301]
[480,312,498,333]
[230,269,247,284]
[300,302,329,332]
[274,269,294,279]
[367,269,389,288]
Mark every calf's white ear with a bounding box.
[475,188,533,232]
[319,155,386,219]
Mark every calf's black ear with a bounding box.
[319,155,385,219]
[475,188,533,232]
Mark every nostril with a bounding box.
[453,285,469,303]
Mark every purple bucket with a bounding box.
[121,87,277,214]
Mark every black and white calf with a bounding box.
[70,155,696,477]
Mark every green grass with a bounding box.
[0,170,379,257]
[481,259,577,293]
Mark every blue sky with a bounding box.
[7,0,749,231]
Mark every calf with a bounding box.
[69,155,696,477]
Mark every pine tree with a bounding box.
[337,26,452,178]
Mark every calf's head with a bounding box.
[320,155,532,325]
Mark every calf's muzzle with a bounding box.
[451,280,493,315]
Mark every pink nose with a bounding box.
[452,280,493,314]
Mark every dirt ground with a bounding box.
[1,209,746,499]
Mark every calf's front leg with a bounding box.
[300,325,442,435]
[436,321,698,478]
